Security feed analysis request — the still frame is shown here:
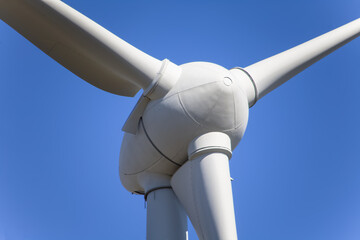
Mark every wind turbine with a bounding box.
[0,0,358,240]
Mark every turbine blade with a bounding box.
[0,0,163,96]
[243,18,360,101]
[171,133,237,240]
[171,153,237,240]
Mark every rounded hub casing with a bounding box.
[119,62,249,193]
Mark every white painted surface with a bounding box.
[243,18,360,101]
[146,189,188,240]
[0,0,163,95]
[172,132,237,240]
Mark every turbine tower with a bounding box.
[1,1,359,239]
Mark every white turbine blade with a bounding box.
[0,0,163,96]
[171,133,237,240]
[244,18,360,101]
[171,153,237,240]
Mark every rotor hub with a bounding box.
[143,62,249,153]
[119,62,249,193]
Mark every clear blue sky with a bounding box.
[1,0,360,239]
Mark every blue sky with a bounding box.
[1,0,360,239]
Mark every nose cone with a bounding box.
[178,62,249,132]
[139,62,249,167]
[119,62,250,193]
